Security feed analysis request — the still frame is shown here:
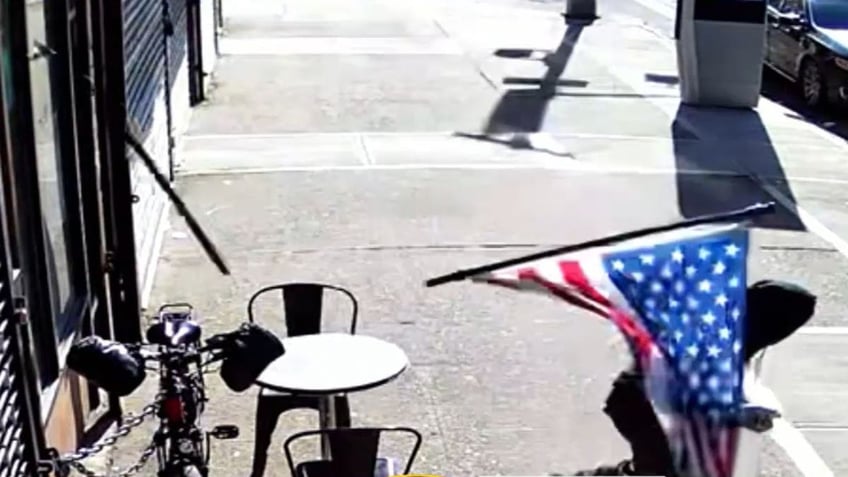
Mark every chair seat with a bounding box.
[296,457,400,477]
[259,387,292,397]
[259,388,350,399]
[296,460,332,477]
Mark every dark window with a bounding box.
[810,0,848,28]
[769,0,802,13]
[693,0,768,24]
[5,0,93,388]
[784,0,803,11]
[27,0,82,342]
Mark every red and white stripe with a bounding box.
[472,245,738,477]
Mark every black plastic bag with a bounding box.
[744,279,816,360]
[67,336,147,396]
[215,323,285,392]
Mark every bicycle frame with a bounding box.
[151,346,209,476]
[55,303,246,477]
[147,304,223,477]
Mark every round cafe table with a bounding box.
[254,333,409,459]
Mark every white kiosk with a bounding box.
[675,0,768,108]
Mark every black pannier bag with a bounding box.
[67,336,147,396]
[215,322,285,392]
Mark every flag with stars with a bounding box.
[473,223,750,477]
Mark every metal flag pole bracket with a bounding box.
[124,126,231,276]
[424,202,776,288]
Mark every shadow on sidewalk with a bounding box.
[455,24,585,157]
[482,89,555,134]
[760,68,848,142]
[672,104,805,231]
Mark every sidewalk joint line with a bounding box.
[358,134,373,166]
[797,326,848,335]
[432,18,450,38]
[176,161,848,187]
[182,131,845,150]
[794,424,848,431]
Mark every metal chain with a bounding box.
[65,437,158,477]
[54,397,162,477]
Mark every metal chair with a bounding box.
[248,283,359,477]
[283,427,422,477]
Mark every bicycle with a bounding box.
[49,303,283,477]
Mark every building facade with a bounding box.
[0,0,218,472]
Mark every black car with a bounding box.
[765,0,848,107]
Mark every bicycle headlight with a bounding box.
[178,438,195,454]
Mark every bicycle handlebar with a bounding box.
[133,331,233,365]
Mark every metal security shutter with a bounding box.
[123,0,164,135]
[0,317,30,477]
[0,198,39,477]
[123,0,171,301]
[169,0,187,88]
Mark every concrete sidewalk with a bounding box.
[99,0,848,476]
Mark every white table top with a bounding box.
[255,333,409,395]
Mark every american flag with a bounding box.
[473,223,749,477]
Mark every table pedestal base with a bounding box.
[319,396,339,459]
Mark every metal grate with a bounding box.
[0,271,31,477]
[123,0,190,135]
[168,0,188,87]
[0,120,39,475]
[123,0,166,135]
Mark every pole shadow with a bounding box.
[538,24,585,97]
[456,24,586,156]
[644,73,680,86]
[502,77,589,88]
[556,91,678,98]
[494,48,553,59]
[453,131,574,157]
[672,104,805,231]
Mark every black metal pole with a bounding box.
[124,129,231,275]
[425,202,776,288]
[213,0,221,56]
[187,0,205,105]
[161,0,177,181]
[91,0,143,343]
[72,0,111,342]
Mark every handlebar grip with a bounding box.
[204,332,232,350]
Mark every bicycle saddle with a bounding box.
[147,319,202,346]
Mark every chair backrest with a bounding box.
[283,427,422,477]
[247,283,358,337]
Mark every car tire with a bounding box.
[800,59,826,108]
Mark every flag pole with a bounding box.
[125,128,231,275]
[425,202,776,288]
